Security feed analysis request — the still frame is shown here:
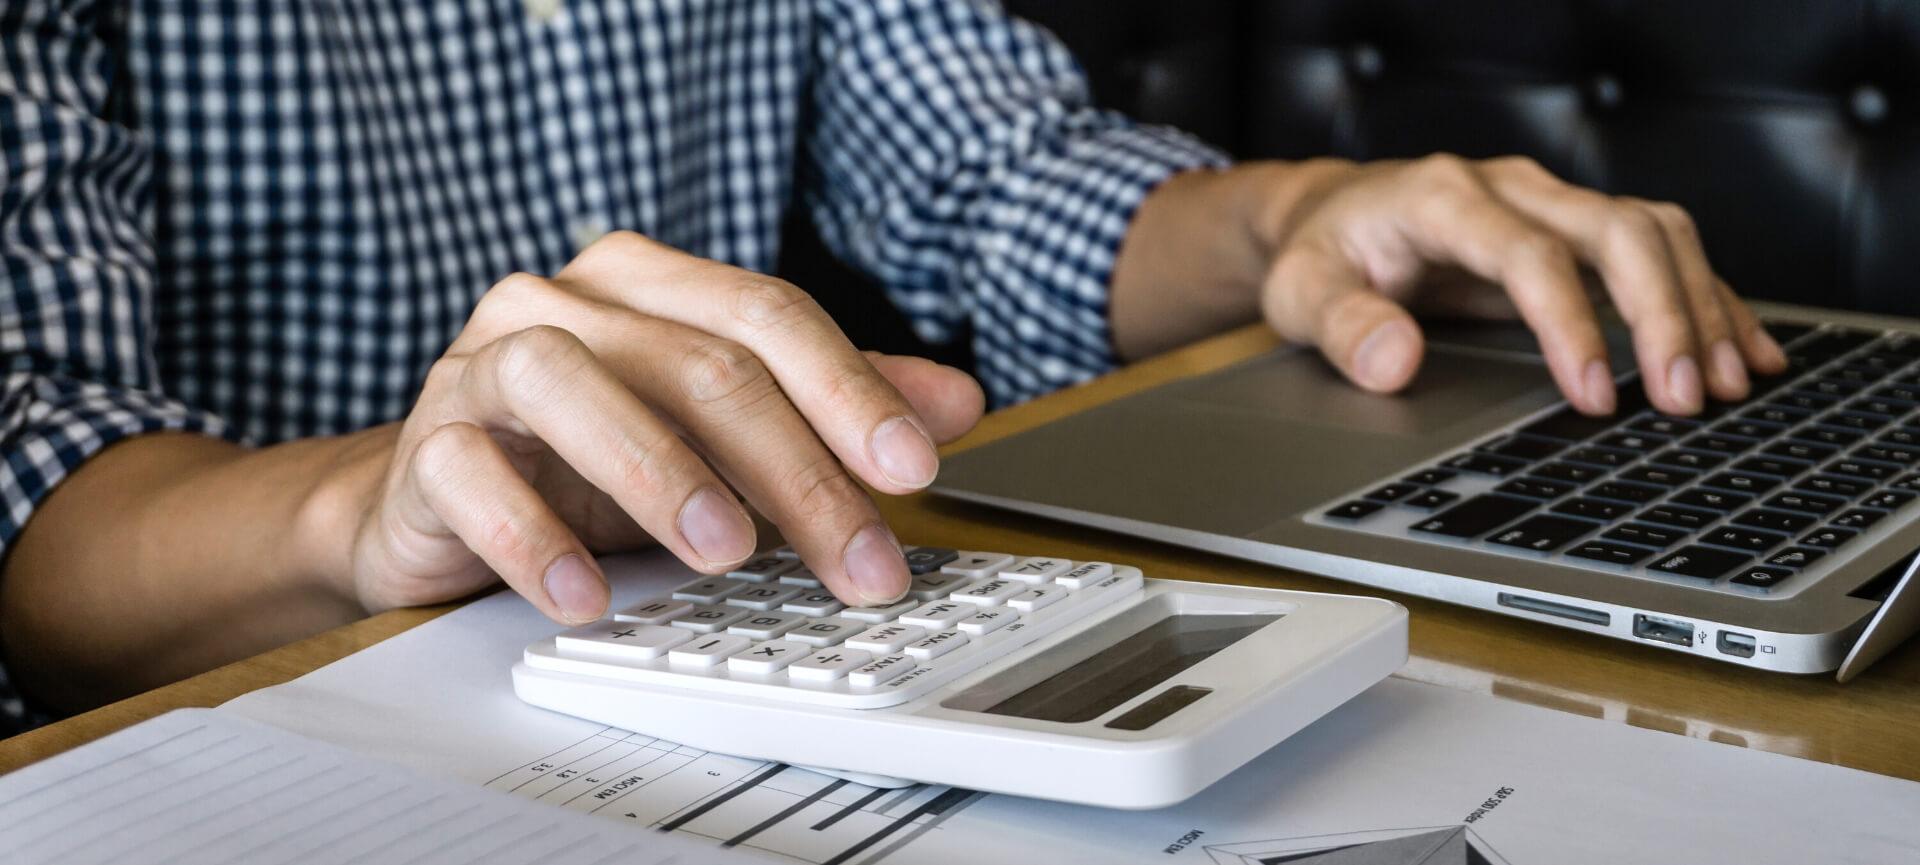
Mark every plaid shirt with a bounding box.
[0,0,1224,729]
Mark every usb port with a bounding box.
[1633,614,1695,648]
[1717,631,1757,658]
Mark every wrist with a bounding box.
[290,423,401,612]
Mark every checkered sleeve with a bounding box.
[1,0,228,558]
[803,0,1230,406]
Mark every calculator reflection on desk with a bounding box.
[514,545,1407,809]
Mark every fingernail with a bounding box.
[843,524,909,605]
[1355,320,1419,390]
[870,416,938,489]
[679,487,756,566]
[1758,332,1789,370]
[1582,359,1617,415]
[544,554,609,624]
[1667,354,1704,413]
[1711,340,1748,392]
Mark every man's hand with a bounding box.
[319,232,985,623]
[1111,155,1788,417]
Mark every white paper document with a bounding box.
[0,707,767,865]
[201,550,1920,864]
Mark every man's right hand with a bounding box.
[319,232,985,624]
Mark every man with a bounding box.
[0,0,1781,731]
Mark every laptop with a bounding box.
[932,300,1920,679]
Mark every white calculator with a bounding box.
[513,546,1407,809]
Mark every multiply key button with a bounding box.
[669,604,752,634]
[673,577,750,604]
[781,591,846,617]
[1567,541,1655,566]
[727,556,797,583]
[726,640,808,674]
[787,617,863,648]
[951,579,1022,606]
[845,624,926,654]
[903,630,966,660]
[1730,566,1795,592]
[957,608,1017,636]
[1002,558,1072,583]
[1054,562,1115,589]
[1764,547,1827,570]
[556,622,691,660]
[941,552,1016,578]
[1648,546,1751,580]
[906,573,972,601]
[788,649,874,682]
[840,597,921,623]
[668,634,751,667]
[728,611,809,640]
[904,547,959,574]
[848,655,918,689]
[613,599,692,625]
[900,601,971,629]
[726,584,805,611]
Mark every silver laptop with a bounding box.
[933,301,1920,679]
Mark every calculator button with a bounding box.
[726,640,808,674]
[781,591,846,617]
[788,616,864,648]
[725,584,805,611]
[845,624,927,654]
[669,604,752,634]
[1076,569,1145,602]
[727,556,798,583]
[673,577,751,604]
[778,567,825,588]
[1053,562,1115,589]
[848,654,918,689]
[1001,557,1071,583]
[903,630,967,660]
[941,552,1016,578]
[612,598,692,625]
[956,608,1017,636]
[556,622,690,660]
[904,547,959,574]
[727,611,809,640]
[788,649,873,682]
[668,634,751,667]
[1007,586,1065,612]
[836,596,916,622]
[950,579,1023,606]
[769,545,800,559]
[899,600,972,629]
[906,573,973,601]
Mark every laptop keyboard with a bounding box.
[1315,323,1920,595]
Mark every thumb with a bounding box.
[1262,244,1426,393]
[864,352,986,444]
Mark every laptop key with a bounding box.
[1827,459,1897,481]
[1764,547,1827,569]
[1850,398,1912,418]
[1401,489,1461,511]
[1564,446,1637,468]
[1404,468,1457,486]
[1800,527,1859,549]
[1882,428,1920,447]
[1733,457,1810,478]
[1488,515,1597,552]
[1793,426,1864,447]
[1628,415,1702,437]
[1771,392,1839,412]
[1366,483,1421,502]
[1894,474,1920,493]
[1713,419,1784,440]
[1702,526,1788,552]
[1619,465,1697,486]
[1567,540,1656,566]
[1684,434,1754,454]
[1765,440,1837,462]
[1326,500,1385,521]
[1637,504,1719,530]
[1730,566,1795,591]
[1597,432,1669,452]
[1532,461,1611,483]
[1730,508,1816,534]
[1742,405,1811,426]
[1479,434,1567,461]
[1411,495,1537,538]
[1588,481,1663,504]
[1495,477,1577,500]
[1443,452,1529,477]
[1831,509,1885,529]
[1877,384,1920,403]
[1649,545,1751,580]
[1672,488,1751,512]
[1766,492,1846,515]
[1796,475,1871,498]
[1856,445,1919,464]
[1522,408,1620,442]
[1827,412,1891,431]
[1861,490,1917,511]
[1649,449,1726,471]
[1551,497,1635,522]
[1702,471,1780,494]
[1603,522,1688,549]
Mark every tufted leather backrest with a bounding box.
[787,0,1920,365]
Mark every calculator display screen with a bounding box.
[966,614,1278,725]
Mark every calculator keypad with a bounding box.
[534,552,1145,709]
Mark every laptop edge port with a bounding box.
[1717,631,1757,658]
[1632,614,1695,648]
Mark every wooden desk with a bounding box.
[5,325,1918,780]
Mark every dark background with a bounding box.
[778,0,1920,375]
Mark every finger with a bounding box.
[864,353,987,443]
[558,232,941,495]
[1716,278,1790,375]
[405,421,608,624]
[593,320,910,606]
[1640,200,1747,402]
[448,325,760,574]
[1262,241,1427,393]
[1480,160,1706,414]
[1392,157,1617,414]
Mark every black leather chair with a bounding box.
[785,0,1920,372]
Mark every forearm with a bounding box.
[0,427,389,711]
[1109,159,1358,360]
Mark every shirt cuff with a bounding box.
[966,119,1231,407]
